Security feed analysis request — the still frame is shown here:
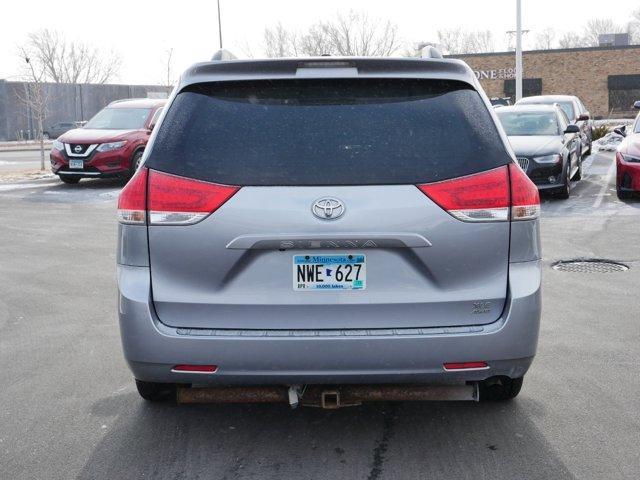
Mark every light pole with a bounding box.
[217,0,223,49]
[515,0,523,101]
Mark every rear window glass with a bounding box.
[147,79,511,185]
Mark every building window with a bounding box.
[608,75,640,117]
[504,78,542,102]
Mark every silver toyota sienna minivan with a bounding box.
[116,56,541,406]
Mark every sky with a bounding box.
[1,0,639,85]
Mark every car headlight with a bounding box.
[52,140,64,151]
[96,141,126,152]
[620,153,640,163]
[534,154,562,164]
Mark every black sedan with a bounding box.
[496,104,583,199]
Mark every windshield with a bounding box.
[84,107,151,130]
[497,111,560,136]
[147,79,511,186]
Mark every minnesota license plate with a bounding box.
[69,159,84,169]
[293,254,366,291]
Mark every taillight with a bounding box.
[148,170,239,225]
[116,168,239,225]
[509,163,540,221]
[417,166,510,222]
[416,163,540,222]
[117,167,148,224]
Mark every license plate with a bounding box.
[69,159,84,169]
[293,254,366,291]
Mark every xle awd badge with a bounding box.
[472,301,492,314]
[312,198,345,220]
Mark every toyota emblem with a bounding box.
[312,198,345,220]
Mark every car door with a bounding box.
[559,109,578,176]
[574,99,589,153]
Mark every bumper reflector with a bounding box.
[443,361,489,371]
[172,364,218,373]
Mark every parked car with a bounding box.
[43,121,76,140]
[613,102,640,199]
[49,98,165,184]
[116,56,542,406]
[516,94,594,156]
[490,97,512,107]
[496,104,583,199]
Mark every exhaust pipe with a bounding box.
[177,384,478,408]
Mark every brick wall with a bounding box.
[449,45,640,119]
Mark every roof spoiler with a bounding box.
[211,49,237,61]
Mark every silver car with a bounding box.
[116,56,542,407]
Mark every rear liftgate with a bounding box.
[177,384,479,409]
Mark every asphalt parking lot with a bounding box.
[1,151,639,480]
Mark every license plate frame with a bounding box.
[69,159,84,169]
[293,254,366,291]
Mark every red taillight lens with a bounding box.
[509,163,540,221]
[417,166,510,222]
[148,170,239,225]
[117,167,148,224]
[443,361,489,371]
[171,364,218,373]
[417,163,540,222]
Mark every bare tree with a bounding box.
[21,29,121,84]
[14,48,49,170]
[557,31,585,49]
[436,29,495,54]
[161,48,176,88]
[264,22,300,57]
[263,11,401,57]
[534,28,557,50]
[627,8,640,43]
[583,18,623,46]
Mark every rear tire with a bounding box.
[479,376,523,401]
[573,157,582,181]
[135,379,176,402]
[59,175,80,184]
[131,150,144,176]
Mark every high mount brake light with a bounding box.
[116,168,240,225]
[416,164,539,222]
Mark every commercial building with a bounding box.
[449,44,640,119]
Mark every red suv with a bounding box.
[50,98,165,184]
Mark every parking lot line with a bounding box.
[592,157,616,209]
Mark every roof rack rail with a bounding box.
[211,49,237,61]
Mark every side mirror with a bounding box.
[564,124,580,134]
[147,122,156,133]
[614,125,627,137]
[634,101,640,110]
[577,112,590,121]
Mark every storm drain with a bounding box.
[552,260,629,273]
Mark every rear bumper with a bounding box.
[117,260,541,385]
